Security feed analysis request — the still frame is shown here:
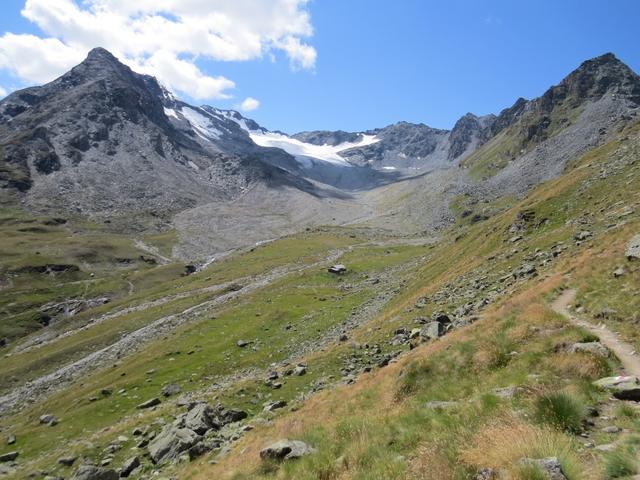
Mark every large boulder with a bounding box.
[420,321,445,340]
[182,403,219,434]
[626,234,640,260]
[219,408,248,425]
[148,425,201,463]
[119,456,140,477]
[594,376,640,401]
[0,451,18,462]
[71,465,119,480]
[260,439,315,461]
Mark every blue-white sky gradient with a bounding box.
[0,0,638,133]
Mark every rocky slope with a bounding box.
[0,48,318,230]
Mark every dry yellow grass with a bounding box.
[460,415,581,477]
[548,352,608,379]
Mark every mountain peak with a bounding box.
[558,52,640,103]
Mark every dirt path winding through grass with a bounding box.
[552,288,640,376]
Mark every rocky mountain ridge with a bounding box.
[0,49,638,254]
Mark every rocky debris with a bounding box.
[602,425,620,434]
[119,456,140,477]
[574,231,593,242]
[71,464,119,480]
[161,383,182,397]
[612,267,626,277]
[6,434,15,445]
[293,365,307,376]
[218,408,248,424]
[264,400,287,412]
[520,457,567,480]
[259,439,315,461]
[236,339,250,348]
[181,403,219,434]
[513,263,537,279]
[58,455,78,466]
[39,414,59,426]
[493,386,525,399]
[626,234,640,260]
[148,425,201,464]
[39,297,110,324]
[328,264,347,274]
[137,398,161,409]
[475,468,498,479]
[594,376,640,400]
[567,342,609,358]
[0,451,18,462]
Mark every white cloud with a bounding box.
[0,0,317,100]
[0,85,6,98]
[239,97,260,112]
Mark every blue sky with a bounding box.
[0,0,639,133]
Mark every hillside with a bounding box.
[0,51,639,480]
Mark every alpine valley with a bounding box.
[0,48,640,480]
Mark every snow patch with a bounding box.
[381,166,397,170]
[248,131,379,167]
[188,161,199,171]
[164,107,179,119]
[181,106,222,140]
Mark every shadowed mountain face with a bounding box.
[0,48,321,228]
[0,49,638,248]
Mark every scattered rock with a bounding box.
[236,339,250,348]
[567,342,609,358]
[625,234,640,260]
[520,457,566,480]
[119,456,140,478]
[39,414,59,426]
[264,400,287,412]
[137,398,161,409]
[71,465,119,480]
[259,439,315,461]
[219,408,248,424]
[0,451,18,462]
[6,434,15,445]
[574,231,592,241]
[475,468,498,480]
[293,365,307,376]
[594,376,640,400]
[58,456,78,466]
[493,386,524,399]
[612,267,626,278]
[161,383,181,397]
[328,264,347,274]
[602,426,620,434]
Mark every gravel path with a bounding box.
[552,289,640,376]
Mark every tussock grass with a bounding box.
[461,415,583,479]
[534,392,586,433]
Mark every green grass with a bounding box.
[534,393,586,434]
